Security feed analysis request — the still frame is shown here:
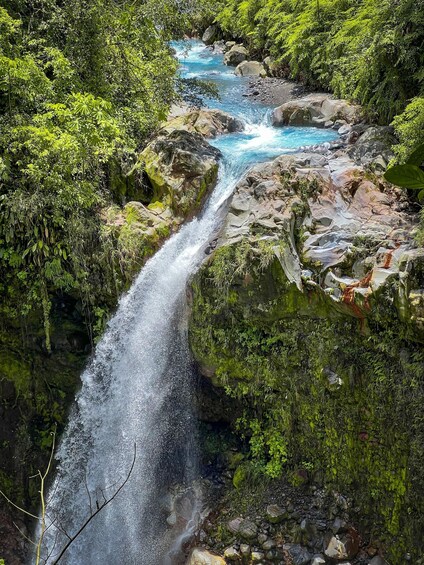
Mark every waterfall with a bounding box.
[40,40,338,565]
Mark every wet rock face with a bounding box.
[140,129,221,216]
[272,94,363,128]
[217,149,423,337]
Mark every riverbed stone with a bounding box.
[163,108,244,139]
[228,517,243,534]
[235,61,267,77]
[239,518,258,540]
[187,548,226,565]
[272,94,363,127]
[202,25,219,45]
[283,544,313,565]
[266,504,287,523]
[224,546,241,560]
[224,45,248,66]
[139,129,221,216]
[324,530,360,560]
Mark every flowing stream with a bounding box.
[41,40,337,565]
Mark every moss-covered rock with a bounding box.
[188,152,424,561]
[139,129,221,217]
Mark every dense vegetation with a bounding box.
[0,0,214,349]
[212,0,424,124]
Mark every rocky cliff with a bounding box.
[188,125,424,562]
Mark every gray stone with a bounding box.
[324,532,359,560]
[187,548,226,565]
[272,94,362,127]
[283,544,313,565]
[140,129,221,217]
[251,551,265,562]
[163,108,244,139]
[227,517,243,534]
[311,555,326,565]
[224,45,248,66]
[224,546,241,560]
[240,544,251,556]
[262,539,276,550]
[202,25,218,45]
[239,518,258,540]
[369,557,389,565]
[332,517,348,533]
[235,61,267,77]
[266,504,287,523]
[213,40,226,53]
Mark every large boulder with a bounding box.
[235,60,267,77]
[224,44,248,66]
[139,129,221,216]
[163,108,244,139]
[347,126,397,169]
[202,25,219,45]
[187,548,226,565]
[272,94,363,127]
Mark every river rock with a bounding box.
[272,94,363,127]
[224,45,248,66]
[235,61,267,77]
[187,549,226,565]
[311,555,326,565]
[324,529,360,560]
[240,544,251,556]
[347,126,396,168]
[140,129,221,216]
[251,551,265,562]
[224,546,241,560]
[227,516,243,534]
[213,40,226,53]
[163,108,244,139]
[202,25,219,45]
[224,41,236,52]
[283,544,313,565]
[238,518,258,540]
[266,504,287,523]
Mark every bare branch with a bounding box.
[51,443,137,565]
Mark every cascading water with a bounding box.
[40,40,338,565]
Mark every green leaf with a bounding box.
[384,165,424,190]
[418,190,424,203]
[407,144,424,167]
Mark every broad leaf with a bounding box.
[407,144,424,167]
[384,164,424,190]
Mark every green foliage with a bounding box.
[214,0,424,123]
[384,163,424,190]
[0,1,181,345]
[392,98,424,164]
